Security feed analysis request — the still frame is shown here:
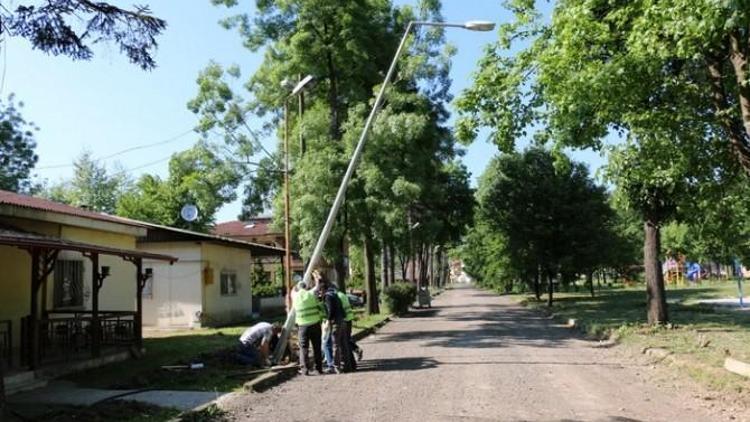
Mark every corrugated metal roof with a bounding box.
[0,190,146,228]
[0,223,176,262]
[137,220,286,257]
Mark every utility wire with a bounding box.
[0,35,7,97]
[37,128,195,169]
[109,156,172,178]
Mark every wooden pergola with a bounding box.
[0,225,176,369]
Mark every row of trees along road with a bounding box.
[457,0,750,324]
[10,1,472,316]
[192,0,473,313]
[0,1,167,416]
[460,148,640,306]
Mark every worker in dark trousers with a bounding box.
[292,279,323,375]
[319,277,354,373]
[336,287,362,367]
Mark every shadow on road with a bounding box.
[354,357,439,373]
[376,290,590,350]
[558,418,645,422]
[435,359,628,367]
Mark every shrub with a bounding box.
[383,282,417,315]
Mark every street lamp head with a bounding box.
[291,74,315,96]
[463,21,495,31]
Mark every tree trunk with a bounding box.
[547,270,554,307]
[427,245,433,287]
[399,253,407,283]
[534,266,541,301]
[435,248,443,288]
[707,50,750,174]
[644,220,669,324]
[363,237,379,314]
[587,271,594,298]
[325,50,341,141]
[389,243,396,284]
[419,244,428,287]
[729,33,750,154]
[381,245,389,289]
[335,235,347,293]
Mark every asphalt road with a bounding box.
[223,286,734,422]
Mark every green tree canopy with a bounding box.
[117,142,240,231]
[43,151,131,213]
[0,95,38,193]
[457,0,749,324]
[4,1,166,70]
[475,148,619,305]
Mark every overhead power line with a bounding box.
[110,156,173,178]
[37,128,195,170]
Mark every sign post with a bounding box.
[733,259,745,308]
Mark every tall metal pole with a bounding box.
[298,74,306,155]
[283,99,293,311]
[273,22,414,364]
[272,20,495,364]
[300,21,415,287]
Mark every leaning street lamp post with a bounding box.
[282,75,315,311]
[273,20,495,364]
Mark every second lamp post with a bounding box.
[282,75,315,309]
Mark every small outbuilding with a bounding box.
[136,223,285,328]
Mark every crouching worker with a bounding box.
[237,322,282,367]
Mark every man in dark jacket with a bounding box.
[319,278,354,373]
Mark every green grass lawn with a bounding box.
[27,401,182,422]
[66,324,257,392]
[520,280,750,395]
[352,307,390,332]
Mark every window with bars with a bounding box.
[220,271,238,296]
[54,260,84,308]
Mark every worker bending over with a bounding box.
[237,322,281,367]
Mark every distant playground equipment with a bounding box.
[686,262,702,282]
[663,256,686,285]
[663,255,703,285]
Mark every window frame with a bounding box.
[53,259,85,310]
[220,271,238,297]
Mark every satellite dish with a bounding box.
[181,204,199,222]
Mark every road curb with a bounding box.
[724,357,750,378]
[352,316,392,342]
[238,315,394,395]
[243,364,299,393]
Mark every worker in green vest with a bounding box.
[292,278,323,375]
[336,288,363,365]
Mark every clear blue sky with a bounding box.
[7,0,604,222]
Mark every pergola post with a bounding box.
[26,248,58,369]
[124,256,151,350]
[134,258,144,349]
[89,253,101,358]
[28,248,40,369]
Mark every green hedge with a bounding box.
[383,282,417,315]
